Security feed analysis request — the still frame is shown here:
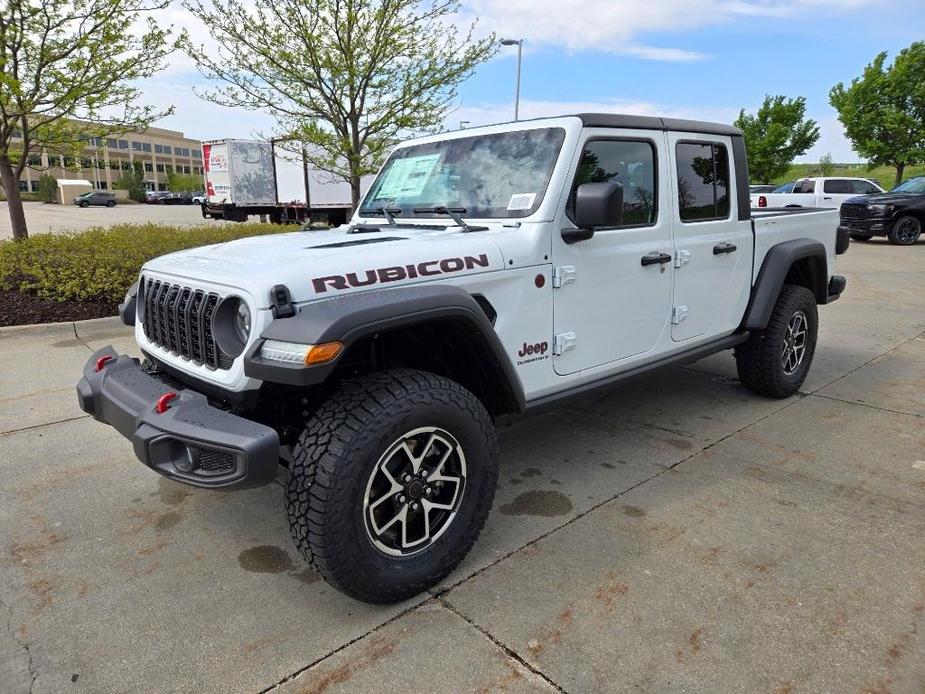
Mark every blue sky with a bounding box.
[149,0,925,163]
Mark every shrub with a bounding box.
[0,222,290,303]
[113,161,147,202]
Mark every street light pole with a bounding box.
[500,38,523,121]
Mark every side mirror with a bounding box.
[562,181,624,244]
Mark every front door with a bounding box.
[667,134,753,341]
[552,130,673,376]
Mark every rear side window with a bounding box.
[567,139,657,227]
[793,179,815,194]
[823,179,852,194]
[852,180,879,194]
[676,142,729,222]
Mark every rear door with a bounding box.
[820,179,860,208]
[552,129,672,375]
[667,134,753,342]
[203,142,231,203]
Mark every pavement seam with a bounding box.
[0,594,35,693]
[435,596,567,693]
[0,414,90,437]
[256,598,431,693]
[70,322,95,353]
[808,392,923,419]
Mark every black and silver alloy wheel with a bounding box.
[286,369,498,603]
[780,311,808,376]
[735,284,818,399]
[888,215,921,246]
[363,427,467,556]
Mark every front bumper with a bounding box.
[839,217,890,236]
[76,346,279,489]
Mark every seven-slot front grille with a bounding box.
[140,277,232,369]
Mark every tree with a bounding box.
[113,161,146,202]
[818,152,835,176]
[166,170,204,192]
[830,42,925,187]
[0,0,179,239]
[734,95,820,183]
[35,172,56,202]
[184,0,497,211]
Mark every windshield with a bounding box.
[361,127,566,219]
[891,177,925,194]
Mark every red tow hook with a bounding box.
[155,392,178,414]
[94,355,113,372]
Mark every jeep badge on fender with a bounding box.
[77,113,846,604]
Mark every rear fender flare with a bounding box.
[743,239,827,330]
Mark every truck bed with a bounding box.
[750,207,840,284]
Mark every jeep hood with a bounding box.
[141,225,506,307]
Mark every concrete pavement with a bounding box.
[1,238,923,693]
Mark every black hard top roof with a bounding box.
[576,113,742,137]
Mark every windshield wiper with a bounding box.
[412,206,488,233]
[349,206,404,233]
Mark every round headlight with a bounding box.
[234,300,251,342]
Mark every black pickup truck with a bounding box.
[840,176,925,245]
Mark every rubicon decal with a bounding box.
[312,254,490,293]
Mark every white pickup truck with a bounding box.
[77,114,848,603]
[752,176,883,209]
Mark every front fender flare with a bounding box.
[244,284,525,414]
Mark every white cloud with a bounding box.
[461,0,865,60]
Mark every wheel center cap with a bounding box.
[407,480,424,500]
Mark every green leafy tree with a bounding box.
[818,153,835,176]
[166,170,204,192]
[0,0,180,239]
[113,161,146,202]
[35,173,57,202]
[734,95,820,183]
[184,0,497,211]
[830,42,925,187]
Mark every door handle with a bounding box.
[713,242,737,255]
[822,196,832,200]
[641,252,672,266]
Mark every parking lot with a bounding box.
[1,238,923,693]
[0,201,228,239]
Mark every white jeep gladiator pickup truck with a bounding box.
[77,114,848,603]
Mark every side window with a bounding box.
[567,139,657,227]
[676,142,729,222]
[823,179,851,194]
[852,180,878,194]
[793,179,815,194]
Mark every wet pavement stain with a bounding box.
[665,438,694,451]
[601,462,616,469]
[154,511,181,531]
[521,467,542,478]
[509,478,523,485]
[500,490,573,517]
[155,478,193,506]
[622,505,646,518]
[237,545,295,574]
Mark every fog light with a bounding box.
[174,445,197,472]
[259,340,342,365]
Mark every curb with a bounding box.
[0,315,125,338]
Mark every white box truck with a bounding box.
[201,139,370,226]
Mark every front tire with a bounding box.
[735,284,818,398]
[286,369,498,603]
[887,215,921,246]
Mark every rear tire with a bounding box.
[735,284,818,399]
[887,216,921,246]
[105,200,115,208]
[286,369,498,603]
